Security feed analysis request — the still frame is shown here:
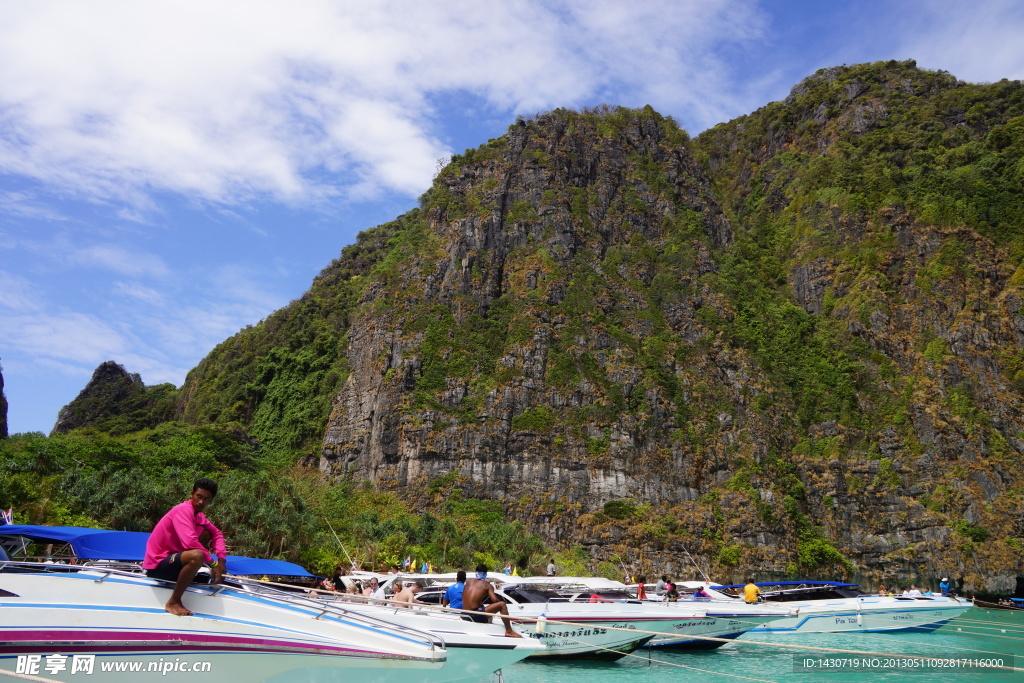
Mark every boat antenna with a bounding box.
[684,547,710,583]
[325,519,354,568]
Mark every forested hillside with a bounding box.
[12,60,1024,593]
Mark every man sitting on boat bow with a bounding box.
[463,564,523,638]
[143,478,227,616]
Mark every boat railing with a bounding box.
[227,577,447,651]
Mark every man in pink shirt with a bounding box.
[143,478,227,616]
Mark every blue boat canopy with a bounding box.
[224,556,315,577]
[0,524,315,577]
[0,524,110,543]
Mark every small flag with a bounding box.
[1,508,11,525]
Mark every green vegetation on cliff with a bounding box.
[18,61,1024,589]
[0,428,550,575]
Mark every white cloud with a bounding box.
[113,281,166,307]
[0,190,70,222]
[70,245,171,278]
[0,312,129,365]
[0,260,287,394]
[893,0,1024,82]
[0,0,765,211]
[0,270,44,311]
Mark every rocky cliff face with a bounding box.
[321,109,751,523]
[314,68,1024,592]
[151,61,1024,593]
[687,61,1024,592]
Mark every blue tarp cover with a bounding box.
[0,524,314,577]
[0,524,109,543]
[72,531,150,560]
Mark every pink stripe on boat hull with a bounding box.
[0,630,405,658]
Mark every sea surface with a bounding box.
[496,607,1024,683]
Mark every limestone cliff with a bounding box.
[316,68,1024,592]
[166,61,1024,592]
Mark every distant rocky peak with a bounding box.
[52,361,149,435]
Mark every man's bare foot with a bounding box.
[166,601,193,616]
[505,631,524,638]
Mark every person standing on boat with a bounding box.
[443,570,467,609]
[463,564,523,638]
[939,577,952,595]
[331,565,347,592]
[546,559,556,576]
[635,576,648,600]
[143,478,227,616]
[743,579,761,604]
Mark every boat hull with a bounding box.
[1,565,536,683]
[504,602,701,660]
[644,614,781,649]
[750,596,972,634]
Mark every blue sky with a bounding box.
[2,0,1023,434]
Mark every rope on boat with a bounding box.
[616,649,778,682]
[534,631,780,683]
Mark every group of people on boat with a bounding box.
[876,578,953,597]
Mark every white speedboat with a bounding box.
[522,577,792,648]
[0,561,445,682]
[0,528,544,682]
[551,581,793,649]
[416,582,706,659]
[236,579,545,680]
[709,581,973,633]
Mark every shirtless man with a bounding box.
[462,564,522,638]
[392,580,422,606]
[143,478,227,616]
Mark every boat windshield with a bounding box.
[729,584,862,601]
[503,586,564,604]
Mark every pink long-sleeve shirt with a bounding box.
[142,500,226,569]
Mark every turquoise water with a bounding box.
[498,607,1024,682]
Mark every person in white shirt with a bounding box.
[363,577,386,600]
